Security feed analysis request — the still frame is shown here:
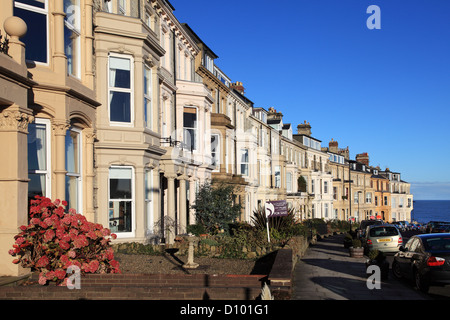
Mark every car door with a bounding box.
[410,238,427,275]
[396,237,419,278]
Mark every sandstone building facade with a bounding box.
[0,0,413,276]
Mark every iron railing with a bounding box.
[0,31,9,55]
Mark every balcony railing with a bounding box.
[160,137,192,151]
[0,31,9,55]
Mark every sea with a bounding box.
[411,200,450,223]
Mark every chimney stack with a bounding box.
[329,138,338,153]
[231,81,245,95]
[297,120,312,136]
[356,152,369,166]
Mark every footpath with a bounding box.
[291,233,430,300]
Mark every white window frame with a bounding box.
[286,172,292,192]
[28,118,52,199]
[144,64,152,129]
[108,53,134,126]
[183,106,198,151]
[118,0,126,15]
[14,0,49,65]
[108,166,135,238]
[211,133,220,170]
[274,165,281,188]
[64,0,81,78]
[65,126,82,213]
[145,169,153,235]
[240,148,249,176]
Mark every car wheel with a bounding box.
[414,269,430,293]
[392,261,402,279]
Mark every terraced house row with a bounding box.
[0,0,413,276]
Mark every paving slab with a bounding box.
[291,234,430,300]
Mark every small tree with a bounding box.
[192,182,242,234]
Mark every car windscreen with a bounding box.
[361,221,381,229]
[369,227,398,237]
[423,237,450,252]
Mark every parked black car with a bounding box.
[425,221,449,233]
[392,233,450,293]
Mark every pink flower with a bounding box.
[68,250,76,258]
[89,260,99,273]
[61,216,71,225]
[55,269,66,280]
[60,241,70,250]
[38,275,47,285]
[45,271,55,280]
[15,237,25,245]
[36,255,49,268]
[43,229,55,243]
[87,231,97,240]
[73,234,88,249]
[44,217,54,227]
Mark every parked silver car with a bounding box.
[364,224,403,254]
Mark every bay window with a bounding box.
[286,172,292,192]
[144,64,152,129]
[65,127,82,212]
[64,0,81,77]
[27,118,51,202]
[13,0,48,63]
[109,54,133,124]
[109,167,134,235]
[240,149,249,176]
[274,165,281,188]
[183,107,197,151]
[211,134,220,168]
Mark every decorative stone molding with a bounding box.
[51,120,70,136]
[84,128,96,143]
[0,109,34,133]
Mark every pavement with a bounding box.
[291,233,431,300]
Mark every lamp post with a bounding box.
[357,191,362,223]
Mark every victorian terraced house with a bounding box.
[0,0,413,277]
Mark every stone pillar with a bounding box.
[165,173,176,243]
[178,175,187,234]
[189,177,197,225]
[0,105,33,276]
[84,128,95,222]
[52,0,67,74]
[84,0,94,88]
[52,120,69,202]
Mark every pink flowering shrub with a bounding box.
[9,196,120,285]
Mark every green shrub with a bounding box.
[352,239,362,248]
[186,224,206,236]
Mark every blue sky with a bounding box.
[170,0,450,200]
